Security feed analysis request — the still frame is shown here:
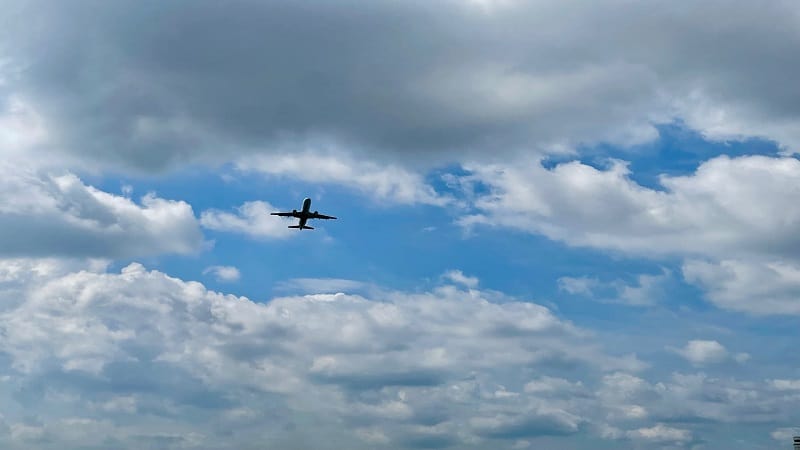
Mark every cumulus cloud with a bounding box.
[458,154,800,316]
[0,259,650,448]
[0,260,796,448]
[1,0,799,173]
[596,371,789,426]
[200,201,296,239]
[683,259,800,315]
[462,155,800,262]
[202,265,241,283]
[0,163,203,258]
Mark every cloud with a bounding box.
[2,0,800,173]
[595,370,800,431]
[0,163,203,258]
[0,260,797,448]
[683,259,800,315]
[464,154,800,316]
[771,379,800,391]
[200,201,296,239]
[625,424,692,444]
[771,427,800,442]
[557,277,598,296]
[462,155,800,262]
[442,270,479,288]
[523,376,584,395]
[469,409,582,439]
[558,270,669,307]
[668,340,729,366]
[0,258,654,449]
[202,265,241,283]
[236,152,450,206]
[0,95,49,159]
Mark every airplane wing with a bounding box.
[308,212,337,220]
[270,212,297,217]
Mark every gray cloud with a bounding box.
[2,0,799,173]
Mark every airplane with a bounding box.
[270,197,337,230]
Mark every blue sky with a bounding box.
[1,1,800,449]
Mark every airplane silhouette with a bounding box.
[270,197,337,230]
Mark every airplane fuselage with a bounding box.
[297,198,312,228]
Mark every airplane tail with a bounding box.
[288,225,314,230]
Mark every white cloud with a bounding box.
[0,95,48,158]
[626,424,692,444]
[200,201,296,239]
[462,155,800,262]
[202,265,241,283]
[442,269,479,288]
[558,270,669,307]
[771,379,800,391]
[557,276,598,296]
[461,154,800,317]
[596,372,785,427]
[236,152,450,206]
[771,427,800,442]
[523,376,584,395]
[0,259,644,448]
[683,259,800,315]
[0,163,203,258]
[617,272,670,307]
[0,260,796,448]
[669,340,729,366]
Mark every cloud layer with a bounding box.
[0,261,795,449]
[2,0,800,172]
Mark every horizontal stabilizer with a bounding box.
[288,225,314,230]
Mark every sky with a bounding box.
[0,0,799,448]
